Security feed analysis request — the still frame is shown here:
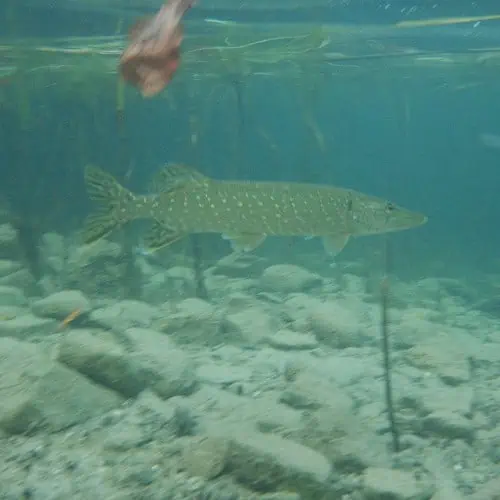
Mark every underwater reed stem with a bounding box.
[190,235,208,301]
[187,101,208,301]
[381,237,400,452]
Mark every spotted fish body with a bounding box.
[83,164,427,254]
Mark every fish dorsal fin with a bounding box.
[222,233,267,253]
[322,234,350,256]
[149,164,209,193]
[143,221,185,251]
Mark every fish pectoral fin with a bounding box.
[148,164,209,193]
[222,233,266,252]
[322,234,350,256]
[81,211,121,245]
[143,221,185,251]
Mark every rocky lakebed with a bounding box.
[0,227,499,499]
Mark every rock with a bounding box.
[0,223,19,259]
[60,327,199,401]
[123,328,198,399]
[66,240,125,298]
[0,337,123,434]
[404,338,470,386]
[141,271,169,304]
[427,384,474,417]
[191,386,302,435]
[223,292,263,312]
[401,382,474,419]
[0,285,27,306]
[393,312,443,350]
[182,436,229,479]
[41,232,66,259]
[103,420,149,451]
[329,433,391,472]
[314,353,379,387]
[266,329,318,350]
[158,298,225,346]
[438,278,477,302]
[475,296,500,317]
[102,390,179,451]
[280,374,353,412]
[438,364,470,386]
[307,299,368,348]
[163,266,196,295]
[0,305,26,320]
[261,494,301,500]
[285,387,380,471]
[0,260,22,278]
[222,429,331,496]
[341,273,368,295]
[196,364,251,385]
[362,467,433,500]
[4,445,119,499]
[205,274,256,299]
[260,264,323,294]
[224,307,276,344]
[141,265,198,303]
[469,477,500,500]
[211,253,268,278]
[422,411,475,443]
[57,329,145,397]
[282,294,319,320]
[31,290,91,320]
[90,300,160,330]
[0,269,37,294]
[134,389,177,423]
[0,314,57,340]
[431,485,465,500]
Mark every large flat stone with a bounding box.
[0,337,123,434]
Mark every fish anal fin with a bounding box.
[322,234,350,256]
[148,164,209,193]
[222,233,266,252]
[143,221,185,251]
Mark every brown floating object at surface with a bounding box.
[119,0,196,97]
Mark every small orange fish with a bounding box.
[58,309,81,331]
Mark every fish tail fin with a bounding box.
[81,165,133,244]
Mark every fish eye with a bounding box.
[385,202,395,213]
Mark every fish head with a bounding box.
[352,195,427,235]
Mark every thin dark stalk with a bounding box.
[381,237,400,452]
[233,78,245,175]
[12,216,42,283]
[187,104,208,301]
[190,235,208,301]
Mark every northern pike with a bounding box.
[82,164,427,254]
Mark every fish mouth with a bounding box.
[382,209,428,233]
[415,212,428,226]
[400,211,428,229]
